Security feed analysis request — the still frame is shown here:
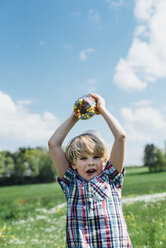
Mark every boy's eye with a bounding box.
[94,155,100,159]
[80,157,87,160]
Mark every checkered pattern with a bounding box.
[58,160,132,248]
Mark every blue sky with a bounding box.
[0,0,166,165]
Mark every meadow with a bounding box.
[0,166,166,248]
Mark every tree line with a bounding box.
[144,144,166,172]
[0,143,165,186]
[0,147,57,186]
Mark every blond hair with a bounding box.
[65,131,108,165]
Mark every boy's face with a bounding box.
[72,154,106,181]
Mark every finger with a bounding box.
[90,93,100,100]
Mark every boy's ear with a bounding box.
[104,157,107,163]
[103,157,107,165]
[102,156,106,162]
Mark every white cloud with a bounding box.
[120,103,166,165]
[0,91,60,148]
[113,0,166,91]
[134,0,157,21]
[113,58,147,90]
[79,48,95,61]
[121,105,166,141]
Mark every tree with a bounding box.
[144,144,157,172]
[13,148,27,177]
[38,150,56,182]
[24,147,57,182]
[0,146,57,185]
[24,148,42,177]
[154,149,166,172]
[144,144,166,172]
[0,151,14,177]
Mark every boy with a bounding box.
[48,93,132,247]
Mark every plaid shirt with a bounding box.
[58,160,132,248]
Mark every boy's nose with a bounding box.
[88,158,94,165]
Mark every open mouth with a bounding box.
[86,169,96,175]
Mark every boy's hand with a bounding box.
[90,93,106,115]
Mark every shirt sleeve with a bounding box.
[104,160,125,189]
[57,167,74,199]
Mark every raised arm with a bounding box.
[48,113,79,178]
[91,93,126,173]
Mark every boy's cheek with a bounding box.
[71,164,77,170]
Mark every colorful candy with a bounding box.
[73,94,97,120]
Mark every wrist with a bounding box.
[71,112,79,122]
[98,107,107,115]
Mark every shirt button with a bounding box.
[85,225,88,229]
[83,206,86,209]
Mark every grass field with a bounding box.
[0,167,166,247]
[122,166,166,197]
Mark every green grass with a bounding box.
[0,182,65,203]
[122,166,166,197]
[123,199,166,248]
[1,200,166,248]
[0,166,166,247]
[0,204,67,248]
[0,182,66,224]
